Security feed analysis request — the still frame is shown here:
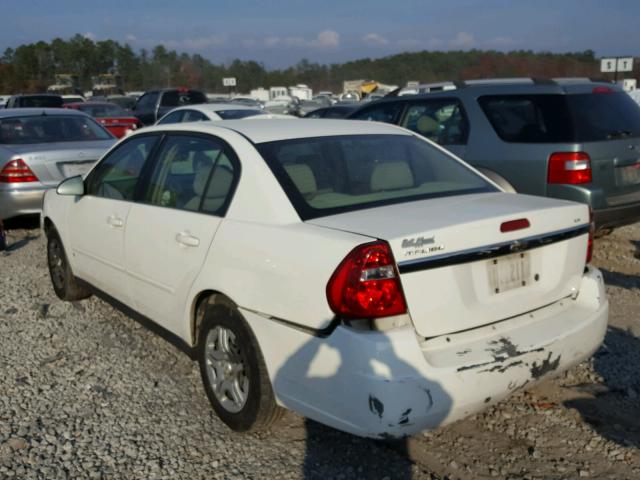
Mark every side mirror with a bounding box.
[57,175,85,196]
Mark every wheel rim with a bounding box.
[48,238,66,291]
[204,326,249,413]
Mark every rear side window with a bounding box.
[479,92,640,143]
[401,99,469,145]
[257,134,495,220]
[350,102,404,124]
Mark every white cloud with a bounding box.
[83,32,96,41]
[182,35,226,50]
[258,30,340,49]
[125,34,137,43]
[310,30,340,48]
[450,31,475,48]
[362,33,389,46]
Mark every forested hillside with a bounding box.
[0,34,629,93]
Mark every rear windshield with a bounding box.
[17,96,63,108]
[479,92,640,143]
[216,109,264,120]
[257,134,495,220]
[76,104,128,118]
[0,115,113,144]
[161,90,207,107]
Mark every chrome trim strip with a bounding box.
[397,224,590,274]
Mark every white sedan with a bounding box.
[42,120,608,439]
[155,103,286,125]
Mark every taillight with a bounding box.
[587,207,594,263]
[548,152,592,184]
[0,159,38,183]
[326,241,407,319]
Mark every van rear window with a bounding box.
[479,92,640,143]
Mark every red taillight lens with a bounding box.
[548,152,592,184]
[327,241,407,319]
[0,159,38,183]
[592,86,614,94]
[587,207,594,263]
[500,218,530,233]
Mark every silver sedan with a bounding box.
[0,108,116,220]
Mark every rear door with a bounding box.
[67,134,160,304]
[124,133,239,334]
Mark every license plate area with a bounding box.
[615,163,640,186]
[488,252,531,294]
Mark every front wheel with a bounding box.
[47,229,91,301]
[198,303,283,432]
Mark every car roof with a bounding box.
[140,118,412,143]
[169,103,260,114]
[0,108,87,118]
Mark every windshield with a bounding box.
[0,115,113,144]
[216,109,264,120]
[77,103,128,118]
[257,134,496,220]
[479,92,640,143]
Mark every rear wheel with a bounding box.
[198,302,283,432]
[47,229,91,301]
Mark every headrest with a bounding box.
[416,115,439,135]
[370,161,414,191]
[284,164,317,196]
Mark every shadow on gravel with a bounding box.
[2,216,40,253]
[564,327,640,449]
[273,333,452,479]
[598,268,639,290]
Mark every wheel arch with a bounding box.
[190,290,237,347]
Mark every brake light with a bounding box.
[327,241,407,318]
[500,218,530,233]
[548,152,592,184]
[592,86,614,94]
[0,159,38,183]
[587,207,594,263]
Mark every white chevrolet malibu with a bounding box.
[42,119,608,439]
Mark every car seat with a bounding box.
[370,161,414,191]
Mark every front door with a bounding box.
[125,133,239,335]
[68,134,159,304]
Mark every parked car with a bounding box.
[349,78,640,232]
[107,95,137,112]
[64,102,142,138]
[133,88,207,126]
[304,103,361,119]
[43,119,607,439]
[61,95,85,105]
[156,103,267,124]
[0,108,115,220]
[5,94,64,109]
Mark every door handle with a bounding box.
[107,215,124,228]
[175,232,200,247]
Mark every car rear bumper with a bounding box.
[594,201,640,230]
[244,266,608,438]
[0,185,48,220]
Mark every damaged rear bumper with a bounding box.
[243,266,607,439]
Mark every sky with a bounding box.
[1,0,639,68]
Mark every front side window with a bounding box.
[350,102,404,124]
[215,109,264,120]
[258,134,495,220]
[142,135,238,215]
[401,99,469,145]
[135,93,158,110]
[86,135,159,200]
[182,110,208,122]
[0,115,113,145]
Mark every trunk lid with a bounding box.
[309,192,590,338]
[3,140,115,185]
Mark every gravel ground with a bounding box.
[0,220,638,479]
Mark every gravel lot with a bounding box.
[0,220,638,479]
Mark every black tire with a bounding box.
[198,302,283,432]
[47,229,92,301]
